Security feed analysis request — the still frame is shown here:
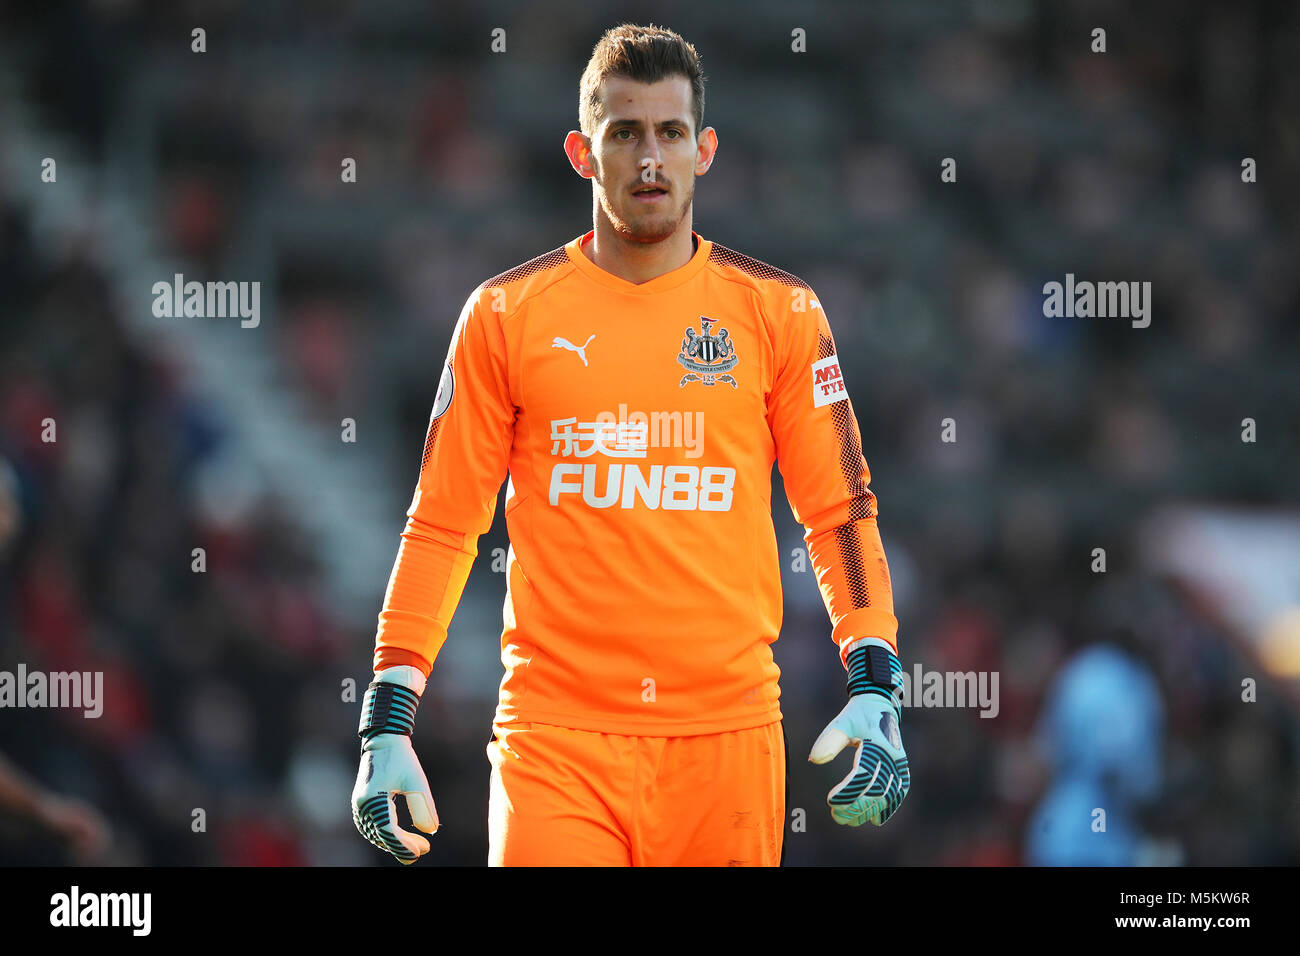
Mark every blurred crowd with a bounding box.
[1,0,1298,865]
[0,199,360,863]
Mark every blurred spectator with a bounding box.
[1025,644,1168,866]
[0,751,110,863]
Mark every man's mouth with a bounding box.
[633,185,668,201]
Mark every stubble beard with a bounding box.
[594,159,693,244]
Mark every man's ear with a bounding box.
[695,126,718,176]
[564,130,596,179]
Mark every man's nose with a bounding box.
[639,149,662,180]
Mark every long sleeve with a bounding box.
[373,287,516,677]
[765,286,898,667]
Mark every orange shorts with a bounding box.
[486,720,787,866]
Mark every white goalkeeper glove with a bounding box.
[809,638,911,826]
[351,665,440,863]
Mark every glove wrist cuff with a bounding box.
[358,666,424,739]
[845,639,903,706]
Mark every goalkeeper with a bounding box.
[352,23,908,866]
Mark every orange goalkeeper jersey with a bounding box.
[373,230,898,735]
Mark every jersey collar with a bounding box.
[565,230,713,294]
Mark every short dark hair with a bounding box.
[579,23,706,139]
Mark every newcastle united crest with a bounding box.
[678,316,739,388]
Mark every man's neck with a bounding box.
[582,216,697,284]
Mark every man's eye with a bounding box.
[614,129,633,140]
[665,129,681,139]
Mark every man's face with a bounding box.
[571,76,715,243]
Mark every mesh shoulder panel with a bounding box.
[707,242,812,290]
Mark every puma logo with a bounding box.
[552,334,595,367]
